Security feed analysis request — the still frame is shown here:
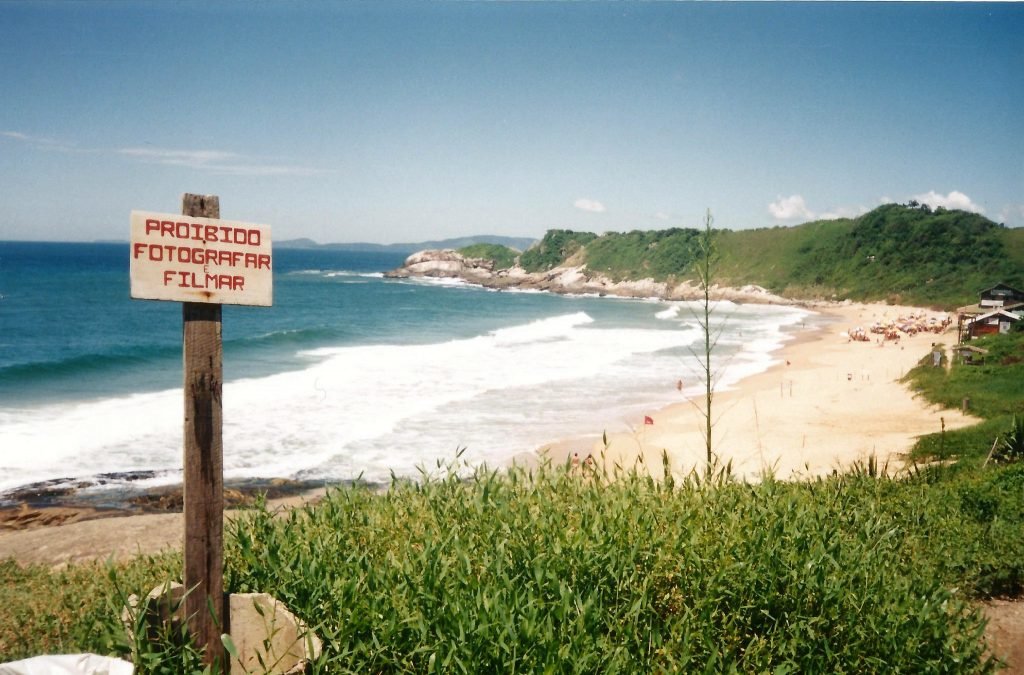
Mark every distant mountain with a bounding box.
[275,237,320,249]
[276,235,537,255]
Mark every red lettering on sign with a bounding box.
[141,219,264,247]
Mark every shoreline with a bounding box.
[537,300,974,480]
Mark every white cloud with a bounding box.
[654,211,671,221]
[818,205,869,220]
[118,147,237,165]
[997,204,1024,226]
[768,191,992,225]
[2,130,77,151]
[910,190,984,214]
[2,130,320,176]
[117,146,320,176]
[574,198,606,213]
[768,195,814,221]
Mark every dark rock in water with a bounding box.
[0,477,334,531]
[95,470,161,483]
[4,478,80,503]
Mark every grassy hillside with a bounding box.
[477,205,1024,308]
[765,205,1022,305]
[904,331,1024,465]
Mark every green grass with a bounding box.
[5,459,1023,672]
[904,332,1024,464]
[226,463,1018,672]
[0,552,187,666]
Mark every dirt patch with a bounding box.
[0,478,330,534]
[982,599,1024,673]
[0,504,119,531]
[0,486,328,569]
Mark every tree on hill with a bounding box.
[519,230,598,272]
[457,243,519,270]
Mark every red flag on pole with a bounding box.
[643,415,654,425]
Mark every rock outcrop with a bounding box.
[386,250,790,304]
[390,249,496,282]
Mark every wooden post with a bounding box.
[181,193,225,668]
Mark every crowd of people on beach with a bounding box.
[848,312,952,343]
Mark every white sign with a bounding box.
[130,210,273,306]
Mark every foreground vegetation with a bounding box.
[464,203,1024,308]
[3,259,1021,672]
[2,452,1022,672]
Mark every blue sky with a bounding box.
[1,1,1021,243]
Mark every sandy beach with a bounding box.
[545,301,977,481]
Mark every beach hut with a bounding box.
[957,283,1024,343]
[952,344,989,365]
[978,283,1024,308]
[966,308,1023,338]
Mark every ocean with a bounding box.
[0,241,815,498]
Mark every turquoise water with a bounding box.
[0,241,813,494]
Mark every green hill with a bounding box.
[731,204,1022,306]
[473,204,1024,308]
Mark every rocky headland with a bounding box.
[385,249,790,304]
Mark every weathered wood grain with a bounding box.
[181,193,225,669]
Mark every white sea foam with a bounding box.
[287,269,384,278]
[324,271,384,278]
[488,311,593,346]
[403,276,469,288]
[655,305,681,320]
[0,303,815,494]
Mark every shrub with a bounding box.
[992,415,1024,464]
[219,465,1001,672]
